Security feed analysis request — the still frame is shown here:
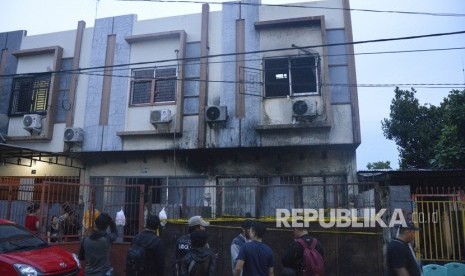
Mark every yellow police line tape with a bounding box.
[166,216,385,223]
[164,217,383,235]
[205,224,381,235]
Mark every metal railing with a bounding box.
[413,186,465,262]
[0,177,377,241]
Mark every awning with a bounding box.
[0,143,84,169]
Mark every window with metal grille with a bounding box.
[130,67,177,105]
[264,56,319,97]
[9,75,51,115]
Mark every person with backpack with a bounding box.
[126,213,165,276]
[78,213,117,276]
[233,221,275,276]
[181,230,216,276]
[281,227,325,276]
[174,215,209,275]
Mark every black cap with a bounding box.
[95,213,112,230]
[396,221,420,231]
[146,213,160,230]
[241,219,253,229]
[27,202,40,213]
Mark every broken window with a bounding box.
[264,55,318,97]
[130,67,177,105]
[9,75,51,115]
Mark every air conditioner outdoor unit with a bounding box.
[150,110,172,124]
[23,114,42,131]
[205,106,227,122]
[64,127,84,142]
[292,100,317,117]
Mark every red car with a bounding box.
[0,219,81,276]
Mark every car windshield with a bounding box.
[0,224,49,253]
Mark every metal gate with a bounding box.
[413,186,465,262]
[0,178,145,242]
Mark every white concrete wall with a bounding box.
[206,12,223,106]
[262,97,323,124]
[259,0,344,29]
[0,160,80,177]
[134,13,202,41]
[73,28,95,129]
[15,53,55,74]
[21,31,77,58]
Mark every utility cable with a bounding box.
[118,0,465,17]
[1,30,464,79]
[64,45,465,75]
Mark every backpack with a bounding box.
[126,241,147,274]
[296,238,325,276]
[187,255,212,276]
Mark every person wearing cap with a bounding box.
[230,219,253,273]
[79,212,117,276]
[127,213,165,276]
[233,221,274,276]
[174,215,209,275]
[386,222,422,276]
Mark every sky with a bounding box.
[1,0,464,170]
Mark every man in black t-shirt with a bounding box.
[386,222,422,276]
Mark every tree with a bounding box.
[433,90,465,168]
[366,161,392,170]
[382,87,465,169]
[381,87,443,169]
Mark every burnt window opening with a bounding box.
[264,56,319,97]
[9,75,51,116]
[130,67,177,105]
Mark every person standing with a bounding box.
[82,208,101,236]
[230,219,253,272]
[233,221,274,276]
[386,222,422,276]
[59,202,80,241]
[174,215,209,275]
[78,213,117,276]
[126,213,165,276]
[181,230,216,276]
[25,202,40,233]
[281,227,325,276]
[47,215,59,242]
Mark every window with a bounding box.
[264,56,318,97]
[130,67,177,105]
[9,75,51,115]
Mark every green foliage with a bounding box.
[382,88,465,169]
[366,161,392,170]
[381,87,443,169]
[433,90,465,169]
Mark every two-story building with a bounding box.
[0,0,360,231]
